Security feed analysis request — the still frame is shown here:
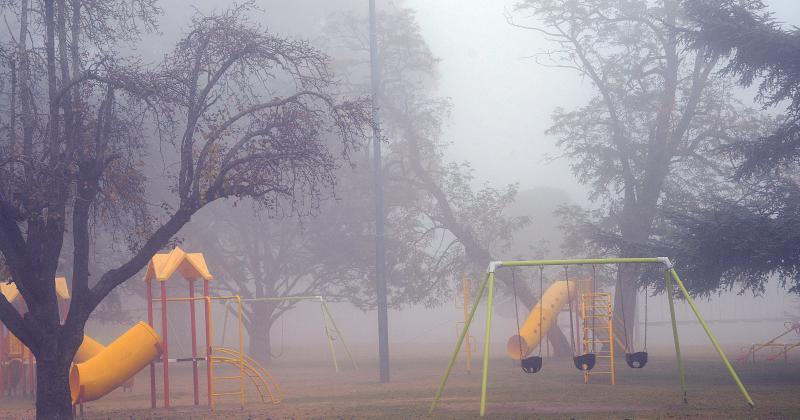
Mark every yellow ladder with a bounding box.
[581,293,615,384]
[209,347,282,408]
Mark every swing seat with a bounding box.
[625,351,648,368]
[573,353,596,371]
[520,356,542,373]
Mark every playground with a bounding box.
[2,253,799,418]
[1,348,799,419]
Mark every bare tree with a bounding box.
[321,5,580,354]
[511,0,768,343]
[0,2,369,418]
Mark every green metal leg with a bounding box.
[665,270,687,403]
[429,273,490,413]
[669,268,755,407]
[479,272,497,417]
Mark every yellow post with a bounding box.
[429,273,490,414]
[479,271,496,417]
[462,276,472,374]
[669,268,754,407]
[609,299,615,385]
[237,296,245,409]
[207,296,215,410]
[321,300,340,372]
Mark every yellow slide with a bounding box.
[74,335,105,363]
[506,280,585,360]
[70,322,161,404]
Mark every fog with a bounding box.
[3,0,799,388]
[63,0,800,366]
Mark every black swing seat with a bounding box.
[521,356,542,373]
[625,351,648,368]
[573,353,596,371]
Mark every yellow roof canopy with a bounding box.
[144,246,213,282]
[0,277,71,303]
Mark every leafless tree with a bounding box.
[0,2,369,418]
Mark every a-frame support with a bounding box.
[429,257,754,417]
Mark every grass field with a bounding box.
[2,349,799,419]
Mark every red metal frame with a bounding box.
[204,280,212,407]
[189,279,199,405]
[147,279,156,408]
[144,275,211,409]
[160,281,170,408]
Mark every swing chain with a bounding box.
[511,268,525,360]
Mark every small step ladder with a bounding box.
[581,293,615,384]
[209,347,282,409]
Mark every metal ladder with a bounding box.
[581,293,615,384]
[209,347,282,408]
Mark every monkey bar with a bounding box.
[429,257,754,416]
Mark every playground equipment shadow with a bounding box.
[1,349,799,419]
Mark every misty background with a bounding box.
[78,0,800,362]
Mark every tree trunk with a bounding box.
[33,345,73,419]
[247,304,274,366]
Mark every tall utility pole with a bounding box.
[369,0,390,383]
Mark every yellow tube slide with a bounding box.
[506,280,587,360]
[74,334,136,389]
[70,321,161,404]
[74,335,105,363]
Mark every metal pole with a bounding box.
[320,300,340,372]
[188,279,200,405]
[430,273,489,413]
[462,277,472,373]
[160,281,170,408]
[204,280,213,408]
[321,300,358,370]
[146,279,156,408]
[237,296,245,409]
[664,270,687,403]
[479,272,497,417]
[369,0,389,384]
[668,268,755,407]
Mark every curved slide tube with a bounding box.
[74,335,105,363]
[75,334,136,389]
[506,280,584,360]
[70,322,161,404]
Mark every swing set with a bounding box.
[430,257,755,417]
[219,295,357,372]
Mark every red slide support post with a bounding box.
[189,279,199,405]
[147,279,156,408]
[160,281,170,408]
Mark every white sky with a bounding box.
[404,0,800,206]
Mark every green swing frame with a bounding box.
[429,257,754,416]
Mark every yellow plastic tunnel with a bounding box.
[70,321,161,404]
[74,335,105,363]
[506,280,585,360]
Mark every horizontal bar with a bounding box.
[151,295,241,302]
[492,257,667,271]
[156,357,207,363]
[212,392,243,396]
[240,295,324,302]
